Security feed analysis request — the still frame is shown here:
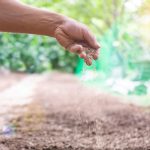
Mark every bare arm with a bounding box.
[0,0,65,36]
[0,0,100,65]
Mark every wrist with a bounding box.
[44,11,67,37]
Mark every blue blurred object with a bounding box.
[1,125,15,136]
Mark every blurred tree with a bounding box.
[139,0,150,15]
[0,0,106,73]
[22,0,124,34]
[0,0,149,80]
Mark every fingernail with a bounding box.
[87,61,92,66]
[85,59,92,66]
[95,42,100,49]
[93,55,98,60]
[97,44,100,49]
[79,53,85,59]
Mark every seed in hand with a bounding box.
[84,49,96,66]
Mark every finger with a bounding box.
[92,49,99,60]
[83,28,100,50]
[79,47,88,59]
[69,44,83,54]
[79,52,86,59]
[84,57,92,66]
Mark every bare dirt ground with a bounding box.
[0,72,150,150]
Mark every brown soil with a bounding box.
[0,72,150,150]
[0,70,26,91]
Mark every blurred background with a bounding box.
[0,0,150,105]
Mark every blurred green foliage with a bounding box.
[0,0,124,73]
[0,33,77,73]
[0,0,150,94]
[0,0,128,73]
[129,84,147,96]
[75,0,150,97]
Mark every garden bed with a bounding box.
[0,72,150,150]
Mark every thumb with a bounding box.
[69,44,83,53]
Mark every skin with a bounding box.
[0,0,100,65]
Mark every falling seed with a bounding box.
[81,48,98,81]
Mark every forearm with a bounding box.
[0,0,65,37]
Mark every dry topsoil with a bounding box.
[0,72,150,150]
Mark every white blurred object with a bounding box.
[0,76,37,107]
[81,71,98,81]
[125,0,143,12]
[0,74,44,129]
[106,77,150,95]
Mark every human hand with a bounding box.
[54,18,100,66]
